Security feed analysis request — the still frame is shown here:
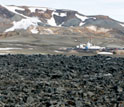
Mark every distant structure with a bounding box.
[76,42,105,50]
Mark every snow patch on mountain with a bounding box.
[79,22,85,26]
[93,17,96,20]
[59,13,67,17]
[75,14,88,21]
[52,11,67,17]
[5,17,41,32]
[30,27,39,34]
[47,12,57,26]
[120,23,124,27]
[47,11,67,26]
[58,22,64,27]
[53,12,59,16]
[2,5,27,18]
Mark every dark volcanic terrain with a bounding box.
[0,54,124,106]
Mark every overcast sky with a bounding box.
[1,0,124,22]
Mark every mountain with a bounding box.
[0,5,124,33]
[0,4,124,36]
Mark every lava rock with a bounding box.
[0,54,123,106]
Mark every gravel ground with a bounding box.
[0,54,124,107]
[0,33,124,55]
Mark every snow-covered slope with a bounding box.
[120,23,124,27]
[5,17,41,33]
[2,5,27,18]
[75,14,88,21]
[47,11,57,26]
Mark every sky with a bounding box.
[1,0,124,22]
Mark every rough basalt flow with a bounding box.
[0,54,124,106]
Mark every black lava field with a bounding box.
[0,54,124,107]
